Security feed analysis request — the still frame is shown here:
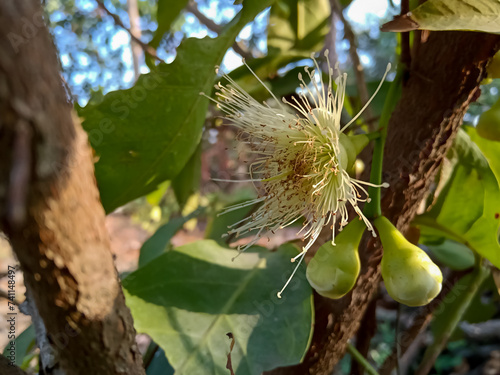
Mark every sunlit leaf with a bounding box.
[381,0,500,33]
[124,240,313,375]
[415,128,500,267]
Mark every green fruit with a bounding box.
[477,99,500,142]
[306,219,365,299]
[374,216,443,307]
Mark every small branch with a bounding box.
[322,0,338,73]
[347,343,380,375]
[186,1,252,60]
[127,0,142,80]
[95,0,163,63]
[332,0,375,129]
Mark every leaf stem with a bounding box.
[363,65,403,218]
[347,343,380,375]
[414,256,490,375]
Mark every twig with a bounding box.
[186,1,252,59]
[322,0,338,74]
[127,0,142,80]
[331,0,375,130]
[95,0,163,63]
[347,343,380,375]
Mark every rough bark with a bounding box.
[267,31,500,375]
[0,1,144,374]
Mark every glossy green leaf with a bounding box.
[416,129,500,268]
[150,0,189,49]
[172,141,202,207]
[381,0,500,33]
[124,240,314,375]
[80,0,273,213]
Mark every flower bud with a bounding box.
[374,216,443,307]
[306,219,365,299]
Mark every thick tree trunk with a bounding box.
[0,2,145,374]
[267,31,500,375]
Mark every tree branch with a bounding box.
[95,0,163,63]
[0,1,145,374]
[127,0,143,80]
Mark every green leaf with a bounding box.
[124,240,314,375]
[139,207,204,267]
[2,324,36,368]
[80,0,273,213]
[150,0,189,49]
[465,124,500,180]
[415,128,500,268]
[424,239,475,271]
[172,141,202,207]
[268,0,330,54]
[381,0,500,33]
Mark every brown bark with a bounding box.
[267,31,500,375]
[0,1,144,374]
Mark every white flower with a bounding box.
[205,51,390,297]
